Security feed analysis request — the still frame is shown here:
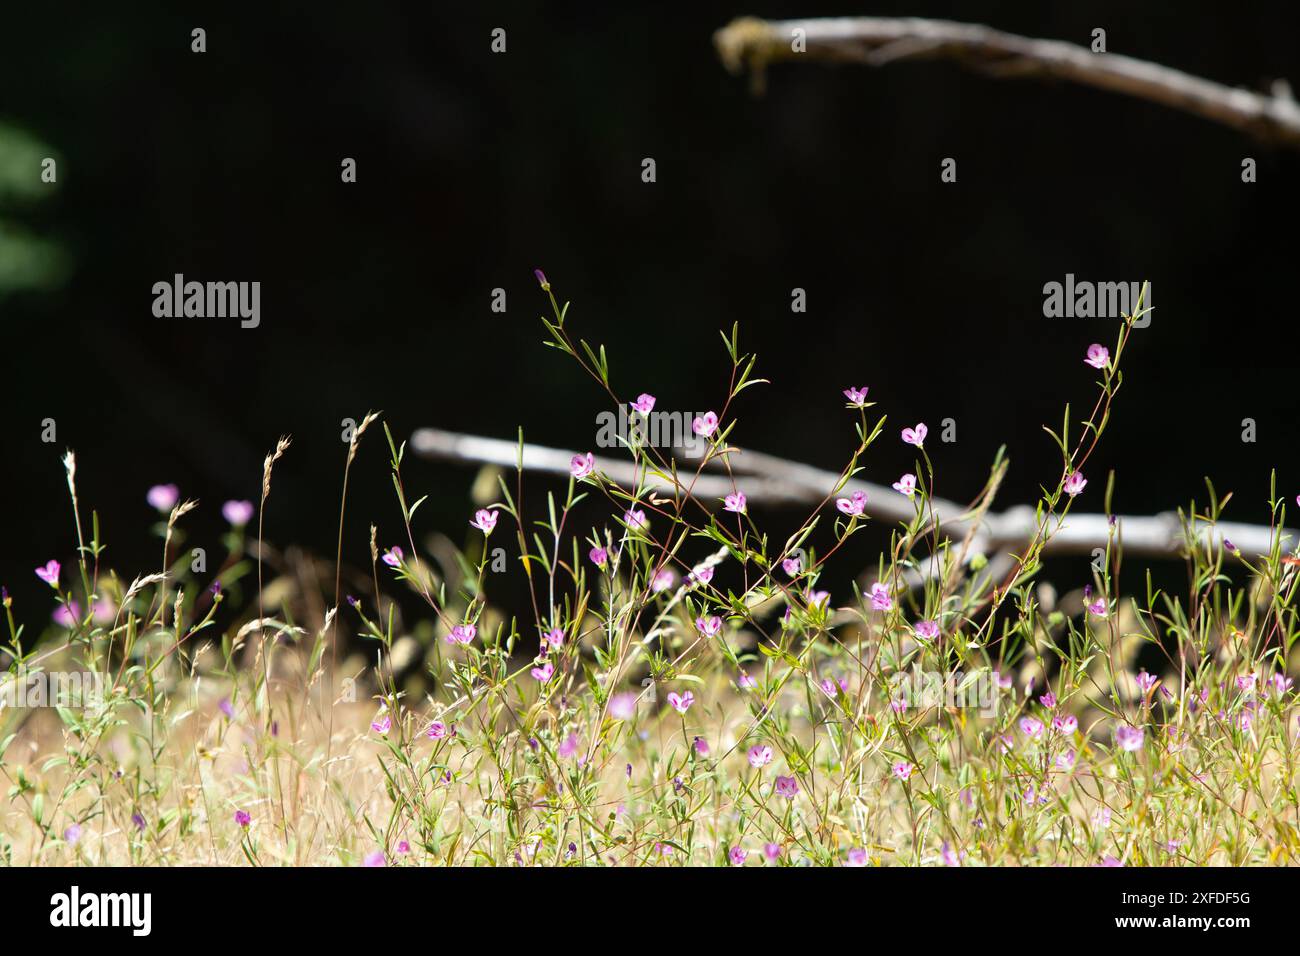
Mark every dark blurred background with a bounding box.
[3,1,1299,630]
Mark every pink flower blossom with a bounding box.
[570,452,595,479]
[1039,691,1056,708]
[471,509,499,534]
[544,627,565,648]
[892,473,917,497]
[666,691,694,714]
[363,850,386,867]
[1093,807,1112,828]
[446,623,477,645]
[775,775,799,798]
[1115,724,1145,752]
[371,711,391,736]
[901,423,927,447]
[729,846,747,866]
[381,547,403,567]
[689,565,714,586]
[781,556,802,576]
[530,661,554,682]
[1084,344,1110,369]
[747,744,773,768]
[651,569,676,592]
[692,411,718,438]
[1052,715,1078,735]
[723,492,747,514]
[914,620,939,641]
[146,484,180,511]
[892,761,914,781]
[222,500,254,526]
[1063,471,1087,497]
[235,810,251,829]
[693,735,710,756]
[869,582,894,612]
[426,721,447,739]
[1056,749,1077,771]
[763,842,781,860]
[836,490,867,516]
[1019,717,1044,740]
[559,733,580,759]
[820,676,847,697]
[35,560,60,587]
[737,672,755,689]
[994,670,1013,690]
[941,842,964,867]
[1086,594,1108,617]
[397,840,410,854]
[589,546,608,568]
[631,393,656,414]
[609,692,638,720]
[846,848,868,867]
[623,508,648,530]
[695,615,722,638]
[1134,670,1157,694]
[64,824,82,844]
[843,386,869,407]
[1236,674,1257,693]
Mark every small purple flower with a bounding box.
[869,582,894,612]
[570,453,595,479]
[763,842,781,860]
[666,691,694,715]
[559,733,581,759]
[371,711,392,736]
[1019,716,1044,740]
[1039,691,1057,709]
[534,268,549,289]
[623,508,648,530]
[589,546,608,568]
[1063,471,1087,497]
[693,735,710,756]
[1134,670,1157,694]
[843,386,869,407]
[222,499,255,527]
[781,556,802,576]
[446,623,477,645]
[651,569,676,592]
[426,721,447,739]
[381,547,403,567]
[846,848,868,867]
[363,850,386,867]
[397,840,411,854]
[729,846,747,866]
[747,744,773,768]
[471,509,499,534]
[64,824,82,844]
[1052,714,1078,735]
[609,693,637,721]
[544,627,565,648]
[892,761,914,781]
[219,697,234,719]
[1115,724,1145,752]
[631,393,656,415]
[689,565,714,587]
[723,492,747,514]
[1084,344,1110,369]
[892,473,917,498]
[775,775,799,798]
[914,620,939,641]
[35,559,61,587]
[692,411,719,438]
[131,812,146,831]
[530,661,555,682]
[836,490,867,517]
[235,810,251,829]
[695,615,722,638]
[901,423,927,448]
[146,484,180,511]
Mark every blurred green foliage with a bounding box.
[0,121,69,295]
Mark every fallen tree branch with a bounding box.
[714,16,1300,148]
[410,427,1296,562]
